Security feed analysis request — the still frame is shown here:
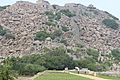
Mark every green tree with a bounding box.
[44,48,75,70]
[0,60,17,80]
[111,49,120,61]
[87,49,99,61]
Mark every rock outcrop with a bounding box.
[0,0,120,61]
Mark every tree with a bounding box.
[87,49,99,61]
[111,49,120,61]
[0,60,17,80]
[44,47,75,70]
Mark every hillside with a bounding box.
[0,0,120,71]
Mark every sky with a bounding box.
[0,0,120,19]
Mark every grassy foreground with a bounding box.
[34,72,92,80]
[98,75,120,80]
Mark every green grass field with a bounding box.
[34,72,92,80]
[98,75,120,80]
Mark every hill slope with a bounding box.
[0,0,120,68]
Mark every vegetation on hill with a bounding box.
[60,9,76,17]
[0,5,10,11]
[102,19,119,29]
[0,47,113,76]
[105,11,119,20]
[0,25,6,36]
[0,60,17,80]
[34,31,50,41]
[111,49,120,61]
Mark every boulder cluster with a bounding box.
[0,0,120,60]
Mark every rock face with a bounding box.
[0,0,120,60]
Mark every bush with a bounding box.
[62,26,69,32]
[55,12,61,21]
[34,31,50,41]
[87,49,99,61]
[102,19,119,29]
[45,11,61,21]
[60,9,76,17]
[6,47,75,75]
[43,48,75,70]
[51,30,62,39]
[22,64,45,75]
[105,11,119,20]
[0,5,10,11]
[60,39,68,46]
[111,49,120,61]
[45,21,56,26]
[0,26,6,36]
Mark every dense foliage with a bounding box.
[0,26,6,36]
[6,48,75,75]
[105,11,119,20]
[45,11,61,21]
[34,31,50,41]
[111,49,120,61]
[0,5,10,11]
[1,47,114,76]
[60,9,76,17]
[87,49,99,61]
[102,19,119,29]
[62,26,69,32]
[0,60,17,80]
[50,30,63,39]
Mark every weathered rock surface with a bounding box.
[0,0,120,61]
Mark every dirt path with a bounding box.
[17,76,32,80]
[69,72,110,80]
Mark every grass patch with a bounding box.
[35,72,91,80]
[98,75,120,80]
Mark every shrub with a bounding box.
[51,30,62,39]
[60,9,76,17]
[62,26,69,32]
[45,21,56,26]
[0,26,6,36]
[87,49,99,61]
[55,12,61,21]
[22,64,45,75]
[111,49,120,61]
[0,5,10,11]
[105,11,119,20]
[34,31,50,41]
[6,47,75,75]
[60,39,68,46]
[45,11,53,16]
[102,19,119,29]
[43,47,75,70]
[45,11,61,21]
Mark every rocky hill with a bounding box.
[0,0,120,68]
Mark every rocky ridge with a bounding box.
[0,0,120,65]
